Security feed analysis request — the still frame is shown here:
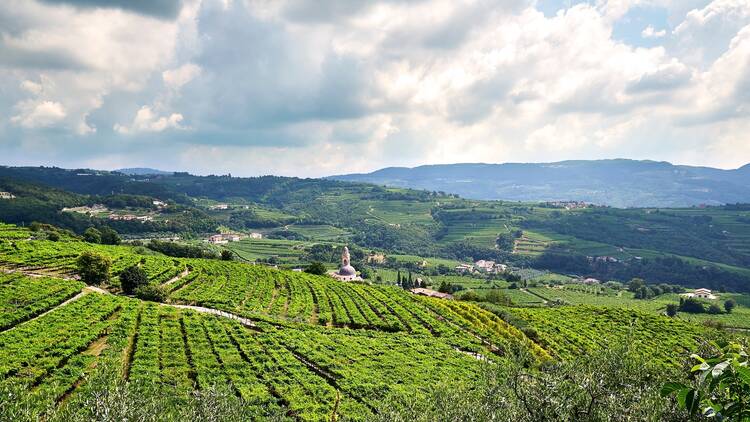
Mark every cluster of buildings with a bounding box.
[207,233,242,244]
[0,192,15,200]
[589,256,620,263]
[108,214,153,222]
[545,201,590,210]
[455,260,508,274]
[207,232,262,244]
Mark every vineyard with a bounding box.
[0,287,497,421]
[0,223,733,420]
[0,225,546,420]
[492,305,717,367]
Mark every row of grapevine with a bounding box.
[0,293,121,384]
[0,274,84,331]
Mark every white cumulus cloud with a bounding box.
[114,105,184,134]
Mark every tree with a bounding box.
[83,227,102,244]
[119,265,148,295]
[220,250,233,261]
[628,278,645,293]
[724,299,736,314]
[305,262,327,276]
[76,251,111,285]
[708,304,722,315]
[99,226,121,245]
[665,304,678,317]
[47,231,60,242]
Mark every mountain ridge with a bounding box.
[330,159,750,207]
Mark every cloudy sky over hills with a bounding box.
[0,0,749,176]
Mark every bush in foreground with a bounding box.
[373,341,686,422]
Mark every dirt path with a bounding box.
[161,268,191,287]
[521,288,548,304]
[1,287,94,333]
[167,304,258,328]
[1,267,79,281]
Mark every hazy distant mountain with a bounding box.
[330,159,750,207]
[116,167,173,176]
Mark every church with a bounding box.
[329,246,362,281]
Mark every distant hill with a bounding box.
[116,167,173,176]
[330,159,750,207]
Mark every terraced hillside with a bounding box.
[0,224,552,420]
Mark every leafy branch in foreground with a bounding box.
[662,341,750,420]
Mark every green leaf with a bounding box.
[677,388,693,408]
[690,353,706,364]
[692,362,710,372]
[660,382,688,397]
[737,366,750,386]
[684,390,701,415]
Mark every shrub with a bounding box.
[75,251,111,285]
[724,299,736,314]
[119,265,148,295]
[708,304,722,315]
[665,304,678,317]
[83,227,102,244]
[135,284,167,302]
[305,262,327,275]
[220,250,233,261]
[679,298,705,314]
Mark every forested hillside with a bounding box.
[1,166,749,292]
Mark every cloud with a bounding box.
[642,25,666,38]
[626,61,692,93]
[114,105,184,134]
[1,0,750,175]
[163,63,201,89]
[37,0,184,19]
[10,100,66,128]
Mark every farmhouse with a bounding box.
[208,234,228,244]
[682,288,717,300]
[410,288,453,300]
[475,260,495,271]
[582,278,601,285]
[0,192,16,199]
[329,246,362,281]
[248,232,263,239]
[455,263,474,273]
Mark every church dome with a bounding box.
[338,265,357,276]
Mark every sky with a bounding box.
[0,0,749,177]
